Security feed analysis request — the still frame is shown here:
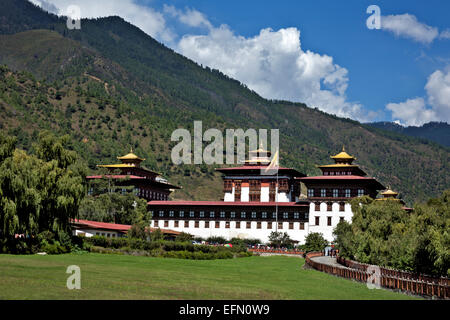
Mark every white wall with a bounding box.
[241,186,249,202]
[73,228,122,238]
[260,186,270,202]
[307,202,353,242]
[224,186,234,202]
[151,219,308,243]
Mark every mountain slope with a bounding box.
[0,0,448,205]
[369,121,450,147]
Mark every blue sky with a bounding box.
[32,0,450,125]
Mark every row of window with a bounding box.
[307,188,364,198]
[87,187,169,201]
[314,216,345,226]
[314,202,346,212]
[140,189,168,201]
[153,210,304,220]
[323,171,353,176]
[155,220,306,230]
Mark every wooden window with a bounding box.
[358,189,364,196]
[294,212,299,219]
[321,189,326,197]
[327,202,332,211]
[154,220,159,227]
[225,221,230,229]
[272,212,277,219]
[159,211,164,217]
[339,202,345,212]
[257,222,262,229]
[307,189,314,197]
[327,217,332,226]
[205,221,210,228]
[164,221,168,228]
[236,221,240,229]
[300,222,305,230]
[333,189,339,197]
[251,212,257,219]
[289,222,294,229]
[174,221,179,228]
[315,216,320,226]
[345,189,351,198]
[269,193,276,202]
[241,212,246,218]
[315,202,321,211]
[278,222,283,230]
[220,211,225,218]
[267,222,272,229]
[246,222,251,229]
[234,192,241,202]
[215,221,220,228]
[283,212,288,219]
[195,221,199,228]
[189,211,194,217]
[230,212,236,218]
[184,221,189,228]
[340,217,345,223]
[199,211,205,218]
[210,211,215,218]
[169,211,174,217]
[179,211,184,217]
[262,212,267,219]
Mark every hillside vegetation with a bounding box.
[0,0,449,204]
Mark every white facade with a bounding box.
[307,202,353,241]
[73,228,123,238]
[151,219,309,244]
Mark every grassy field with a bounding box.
[0,253,419,300]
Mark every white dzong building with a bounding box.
[148,147,385,243]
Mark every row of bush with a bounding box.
[83,236,252,259]
[90,246,252,260]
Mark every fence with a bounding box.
[249,248,304,255]
[305,252,449,299]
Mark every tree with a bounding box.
[176,232,193,242]
[0,131,85,251]
[268,231,293,248]
[304,232,328,253]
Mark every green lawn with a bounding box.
[0,253,419,300]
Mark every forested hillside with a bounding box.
[0,0,448,205]
[369,121,450,147]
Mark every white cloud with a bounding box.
[439,29,450,40]
[178,25,372,121]
[29,0,175,42]
[381,14,439,44]
[163,5,212,30]
[425,68,450,122]
[29,1,373,121]
[386,68,450,126]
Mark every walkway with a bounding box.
[310,256,342,267]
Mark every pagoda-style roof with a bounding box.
[376,188,404,204]
[117,151,145,161]
[381,188,399,197]
[330,146,356,165]
[244,143,272,165]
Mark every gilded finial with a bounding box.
[342,145,345,152]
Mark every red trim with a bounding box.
[147,200,308,207]
[86,175,145,179]
[297,175,376,180]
